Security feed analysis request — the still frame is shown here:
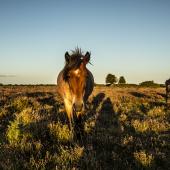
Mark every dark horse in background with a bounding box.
[165,79,170,104]
[57,48,94,130]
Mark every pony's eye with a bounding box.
[66,75,70,79]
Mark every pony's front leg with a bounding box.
[64,100,74,130]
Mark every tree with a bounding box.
[118,76,126,84]
[106,74,117,85]
[139,80,159,87]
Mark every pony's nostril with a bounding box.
[73,103,76,111]
[73,103,83,112]
[79,104,83,112]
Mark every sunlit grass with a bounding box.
[132,119,169,133]
[12,97,30,112]
[134,150,154,167]
[48,122,72,143]
[147,106,166,118]
[6,120,22,145]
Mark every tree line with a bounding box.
[105,73,165,87]
[106,74,126,85]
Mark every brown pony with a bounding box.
[57,48,94,128]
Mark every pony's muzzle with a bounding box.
[73,102,84,112]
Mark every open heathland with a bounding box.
[0,85,169,170]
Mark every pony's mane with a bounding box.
[71,48,83,57]
[63,48,84,81]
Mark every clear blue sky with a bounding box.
[0,0,170,84]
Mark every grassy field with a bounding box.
[0,85,169,170]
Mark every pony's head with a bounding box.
[63,48,91,112]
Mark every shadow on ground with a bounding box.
[76,93,168,170]
[129,91,151,99]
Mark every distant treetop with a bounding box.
[106,74,117,85]
[118,76,126,84]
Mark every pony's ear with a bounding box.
[65,52,70,63]
[84,52,91,64]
